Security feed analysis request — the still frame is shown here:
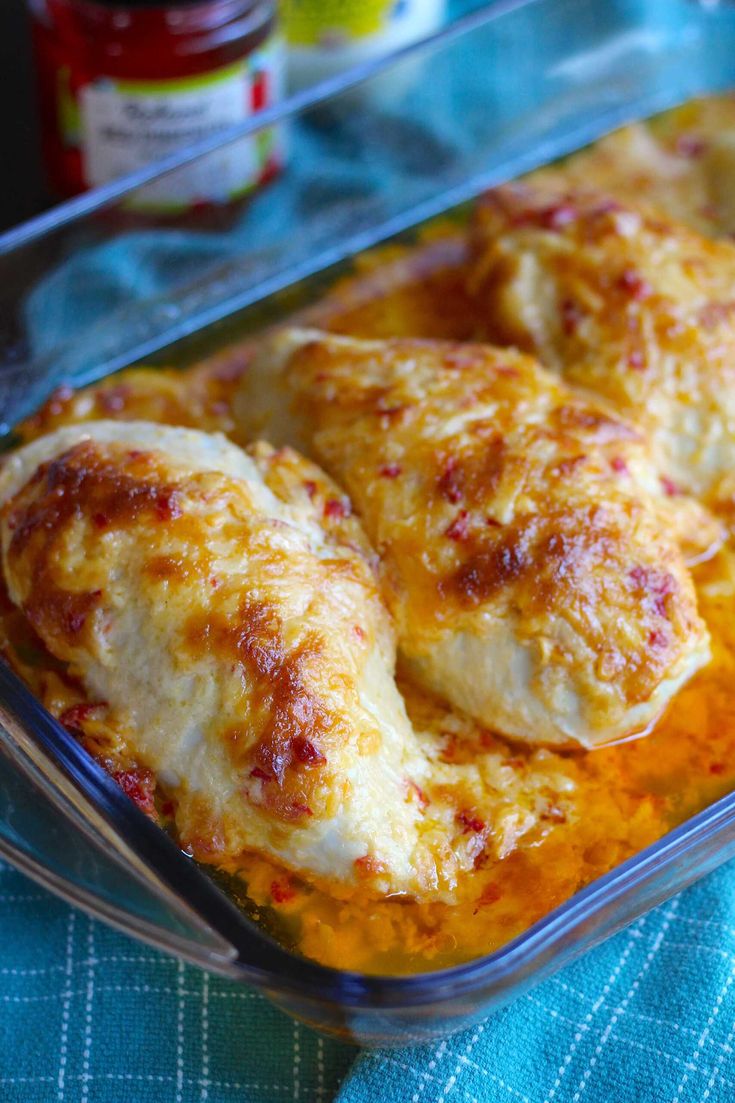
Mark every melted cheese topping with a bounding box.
[468,183,735,519]
[3,96,735,975]
[532,96,735,238]
[0,420,584,902]
[0,422,439,896]
[239,329,711,748]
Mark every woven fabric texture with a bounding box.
[2,857,735,1103]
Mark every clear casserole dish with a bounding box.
[1,0,735,1047]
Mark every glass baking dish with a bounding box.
[1,0,735,1047]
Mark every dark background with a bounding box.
[2,0,53,231]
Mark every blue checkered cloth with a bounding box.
[3,856,735,1102]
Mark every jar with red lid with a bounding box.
[29,0,283,212]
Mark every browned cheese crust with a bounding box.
[239,330,711,748]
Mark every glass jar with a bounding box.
[29,0,283,211]
[280,0,445,91]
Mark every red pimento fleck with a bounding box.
[443,349,478,371]
[159,800,175,818]
[438,457,463,504]
[210,577,219,589]
[112,767,156,817]
[46,385,74,415]
[592,198,623,216]
[406,780,429,808]
[379,463,402,478]
[445,510,470,542]
[59,701,107,731]
[617,268,653,300]
[648,628,668,649]
[629,565,675,617]
[540,202,578,230]
[660,475,680,497]
[212,359,245,383]
[676,134,706,158]
[561,298,583,336]
[183,831,225,859]
[698,301,735,330]
[303,480,318,499]
[486,516,501,528]
[354,854,387,877]
[541,804,567,824]
[440,733,458,763]
[66,591,101,635]
[155,489,181,522]
[555,455,587,478]
[100,386,129,413]
[610,456,629,474]
[710,762,726,775]
[457,809,486,835]
[291,737,327,767]
[270,879,296,904]
[289,803,313,818]
[249,766,272,782]
[324,497,351,520]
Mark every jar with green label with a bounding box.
[280,0,446,90]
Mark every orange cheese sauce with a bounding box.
[6,180,735,977]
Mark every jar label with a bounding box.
[280,0,444,91]
[78,37,284,210]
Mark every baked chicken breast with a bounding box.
[468,182,735,514]
[0,420,457,899]
[530,97,735,238]
[238,329,710,749]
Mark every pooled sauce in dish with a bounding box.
[5,97,735,975]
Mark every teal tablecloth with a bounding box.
[2,854,735,1102]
